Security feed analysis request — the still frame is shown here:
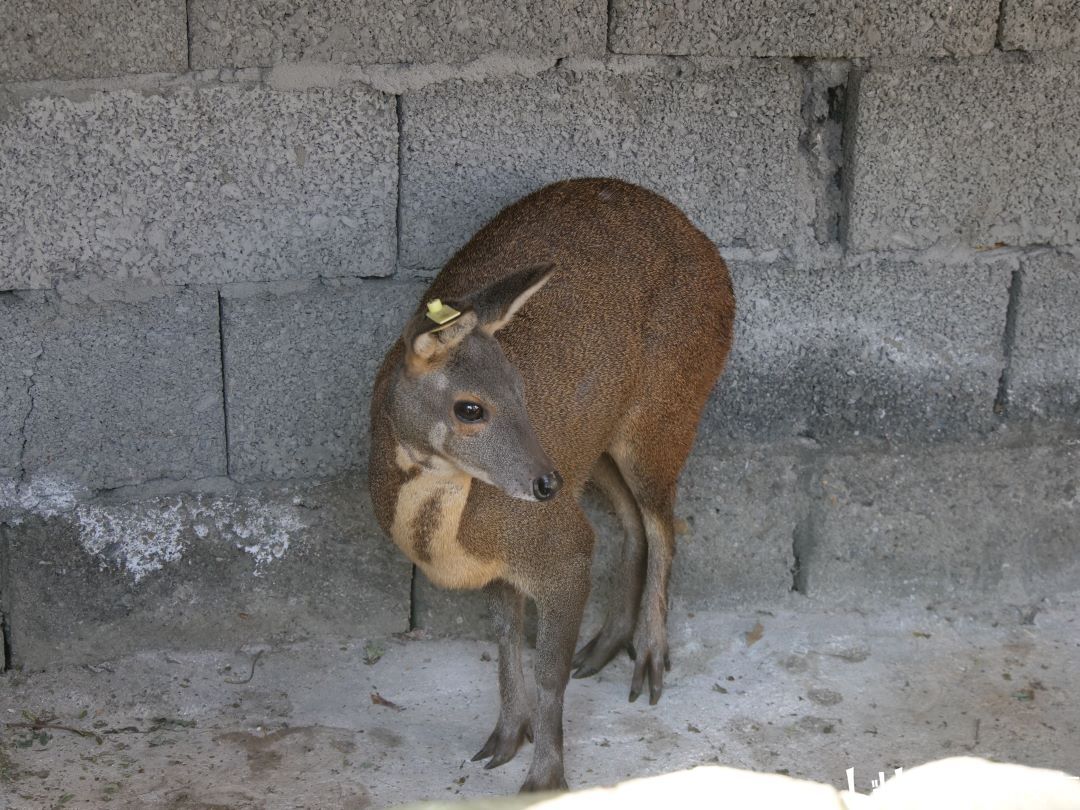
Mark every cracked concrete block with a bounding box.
[413,448,801,636]
[19,289,226,491]
[702,259,1011,445]
[1008,251,1080,421]
[188,0,606,68]
[0,294,52,481]
[610,0,997,57]
[1000,0,1080,52]
[0,474,410,668]
[400,60,802,270]
[0,0,187,81]
[806,437,1080,603]
[0,84,396,290]
[222,280,424,483]
[845,58,1080,251]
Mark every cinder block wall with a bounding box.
[1,1,1078,668]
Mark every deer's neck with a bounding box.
[389,444,503,590]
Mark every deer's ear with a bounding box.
[404,309,478,375]
[468,264,556,336]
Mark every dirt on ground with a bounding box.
[2,595,1078,808]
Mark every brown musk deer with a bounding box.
[368,178,734,791]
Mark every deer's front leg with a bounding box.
[521,559,590,793]
[473,579,532,769]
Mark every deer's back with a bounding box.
[422,178,734,493]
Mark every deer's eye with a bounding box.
[454,401,485,423]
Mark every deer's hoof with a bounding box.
[472,717,533,770]
[520,769,568,793]
[572,625,634,679]
[628,624,671,705]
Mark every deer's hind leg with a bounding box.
[572,453,647,679]
[608,404,701,705]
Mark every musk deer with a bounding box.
[369,178,734,791]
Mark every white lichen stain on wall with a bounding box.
[3,476,307,582]
[77,498,188,582]
[0,475,85,524]
[77,495,307,581]
[189,496,305,575]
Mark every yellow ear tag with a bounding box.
[425,298,462,331]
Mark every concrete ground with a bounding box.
[1,594,1078,809]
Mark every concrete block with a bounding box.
[668,449,801,607]
[1008,251,1080,420]
[805,437,1080,603]
[0,84,396,290]
[845,58,1080,251]
[702,259,1010,445]
[413,448,800,636]
[189,0,606,68]
[1000,0,1080,52]
[0,294,52,480]
[610,0,997,57]
[19,289,226,491]
[0,0,186,81]
[400,60,802,270]
[0,474,410,668]
[222,280,424,483]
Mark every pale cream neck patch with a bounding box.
[391,443,503,590]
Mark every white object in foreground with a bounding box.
[507,757,1080,810]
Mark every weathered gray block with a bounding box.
[610,0,997,57]
[1008,251,1080,420]
[702,259,1011,445]
[1000,0,1080,52]
[668,448,800,606]
[400,60,802,269]
[0,0,186,81]
[19,289,226,491]
[222,280,424,483]
[806,438,1080,602]
[845,58,1080,251]
[0,474,410,668]
[189,0,605,68]
[414,448,800,636]
[0,293,51,480]
[0,85,396,290]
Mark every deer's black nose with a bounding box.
[533,471,562,501]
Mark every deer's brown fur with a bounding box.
[369,178,734,791]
